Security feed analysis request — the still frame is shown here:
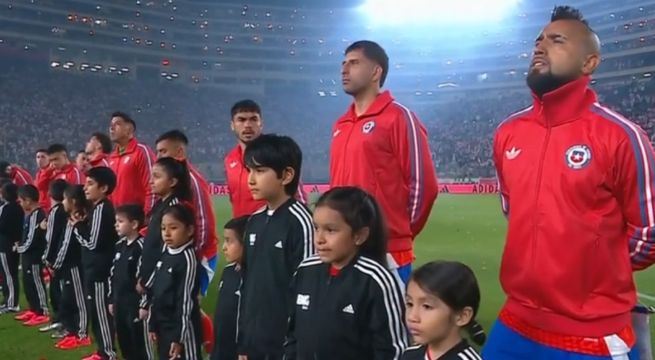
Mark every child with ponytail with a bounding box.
[285,186,408,360]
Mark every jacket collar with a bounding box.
[341,90,394,123]
[55,164,76,175]
[531,75,597,127]
[89,153,107,166]
[166,239,194,254]
[114,138,138,156]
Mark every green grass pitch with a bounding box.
[1,195,654,359]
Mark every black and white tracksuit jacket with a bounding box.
[42,203,67,266]
[285,255,409,360]
[74,199,119,282]
[144,241,201,360]
[237,198,314,358]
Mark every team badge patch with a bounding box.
[565,145,592,169]
[362,121,375,134]
[296,294,310,310]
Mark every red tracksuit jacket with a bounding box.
[225,145,265,218]
[494,76,655,338]
[11,165,33,186]
[329,90,439,256]
[89,153,110,168]
[35,167,51,211]
[109,138,157,215]
[53,164,85,185]
[224,145,307,218]
[188,162,218,261]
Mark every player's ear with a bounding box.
[582,53,600,75]
[281,167,295,186]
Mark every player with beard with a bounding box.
[484,6,654,359]
[224,100,305,218]
[34,149,52,211]
[330,40,438,285]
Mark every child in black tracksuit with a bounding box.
[16,185,49,324]
[74,167,119,360]
[0,182,23,313]
[109,204,153,360]
[211,216,248,360]
[142,204,201,360]
[237,135,315,360]
[401,262,484,360]
[138,157,192,292]
[285,187,409,360]
[41,180,69,332]
[53,185,90,349]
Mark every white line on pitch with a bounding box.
[638,292,655,302]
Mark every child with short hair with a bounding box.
[75,166,119,360]
[402,261,484,360]
[143,204,201,360]
[211,215,248,360]
[15,184,49,326]
[53,185,91,349]
[237,134,315,359]
[109,204,153,360]
[0,182,23,314]
[40,179,69,333]
[285,186,408,360]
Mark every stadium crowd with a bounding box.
[2,67,654,181]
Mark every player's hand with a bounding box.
[108,304,114,316]
[169,342,182,359]
[149,332,157,342]
[39,219,47,230]
[139,308,149,320]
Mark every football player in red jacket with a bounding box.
[483,6,652,360]
[330,40,438,284]
[108,111,157,215]
[155,129,219,296]
[224,100,306,218]
[34,149,51,211]
[224,100,266,218]
[85,132,112,169]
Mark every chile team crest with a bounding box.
[565,145,592,169]
[362,121,375,134]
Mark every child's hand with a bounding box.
[70,211,86,225]
[149,332,157,342]
[136,280,145,295]
[169,342,182,359]
[139,308,149,320]
[108,304,114,316]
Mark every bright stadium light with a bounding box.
[359,0,521,25]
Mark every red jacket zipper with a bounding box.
[532,103,550,303]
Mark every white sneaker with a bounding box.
[0,306,20,314]
[39,322,62,332]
